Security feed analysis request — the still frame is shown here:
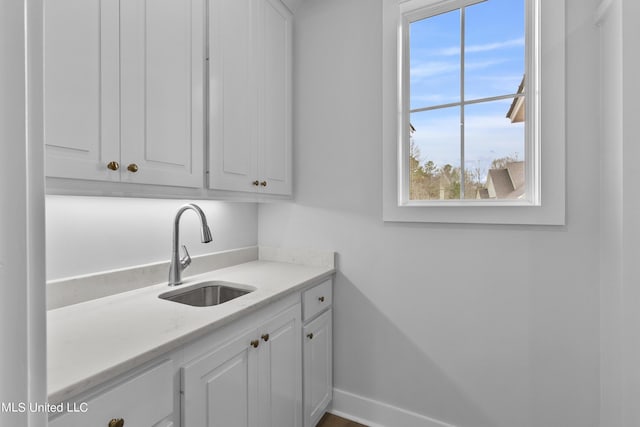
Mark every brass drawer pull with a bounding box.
[250,339,259,348]
[107,161,120,171]
[260,181,267,187]
[318,296,325,302]
[109,418,124,427]
[307,333,314,340]
[261,333,270,342]
[127,163,139,173]
[252,180,260,186]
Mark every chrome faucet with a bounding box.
[168,203,213,286]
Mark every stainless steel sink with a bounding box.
[159,281,253,307]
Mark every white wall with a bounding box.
[259,1,601,426]
[46,197,258,280]
[598,1,640,425]
[598,1,623,426]
[0,0,47,425]
[620,0,640,423]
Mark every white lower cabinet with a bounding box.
[301,278,333,427]
[303,309,333,427]
[48,280,332,427]
[182,328,256,427]
[182,303,302,427]
[48,360,174,427]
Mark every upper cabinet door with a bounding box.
[257,0,292,196]
[120,0,205,187]
[208,0,259,193]
[209,0,292,196]
[44,0,120,182]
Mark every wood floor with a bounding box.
[316,413,368,427]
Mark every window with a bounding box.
[407,0,526,202]
[382,0,566,224]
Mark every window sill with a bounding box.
[383,202,565,225]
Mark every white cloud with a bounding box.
[410,59,504,81]
[437,37,524,57]
[410,61,459,79]
[411,94,459,105]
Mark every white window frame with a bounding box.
[382,0,565,225]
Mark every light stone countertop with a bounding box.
[47,258,334,404]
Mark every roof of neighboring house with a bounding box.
[506,161,525,189]
[488,169,515,198]
[476,188,490,199]
[506,76,525,123]
[486,161,525,200]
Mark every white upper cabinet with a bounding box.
[209,0,292,196]
[120,0,205,187]
[44,0,205,188]
[44,0,120,182]
[208,0,258,193]
[257,0,293,196]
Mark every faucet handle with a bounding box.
[180,245,192,270]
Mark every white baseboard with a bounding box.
[330,388,458,427]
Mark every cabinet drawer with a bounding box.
[303,279,332,321]
[49,360,173,427]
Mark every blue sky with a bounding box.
[409,0,525,176]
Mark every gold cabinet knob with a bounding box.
[127,163,139,173]
[252,180,260,186]
[250,339,259,348]
[307,333,314,340]
[109,418,124,427]
[318,296,325,302]
[260,181,267,187]
[261,333,270,342]
[107,161,120,171]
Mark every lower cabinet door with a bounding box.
[48,360,173,427]
[258,304,302,427]
[303,309,333,427]
[182,304,302,427]
[182,329,259,427]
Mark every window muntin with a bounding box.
[404,0,527,203]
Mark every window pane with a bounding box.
[410,9,460,110]
[464,0,525,101]
[464,99,525,200]
[409,107,461,200]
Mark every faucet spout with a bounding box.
[168,203,212,286]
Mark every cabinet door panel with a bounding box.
[259,304,302,427]
[257,0,292,195]
[303,309,332,427]
[44,0,119,181]
[48,361,173,427]
[208,0,258,192]
[120,0,204,187]
[182,329,258,427]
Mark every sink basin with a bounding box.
[159,281,254,307]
